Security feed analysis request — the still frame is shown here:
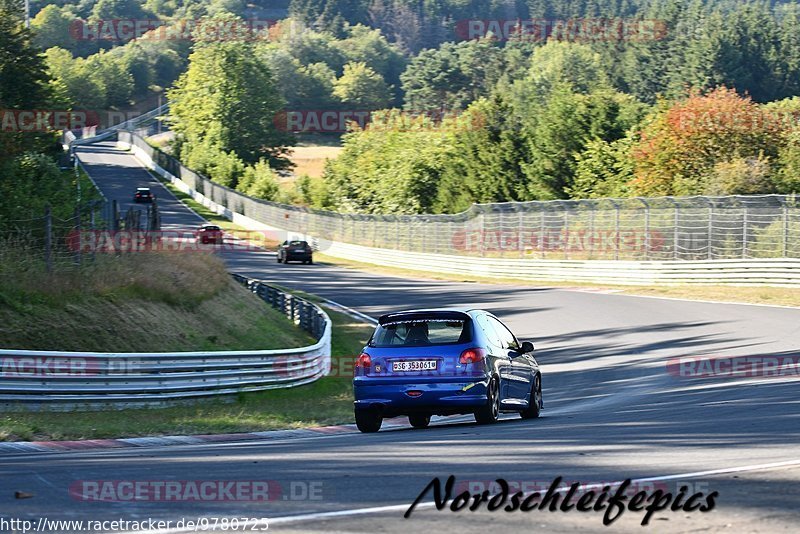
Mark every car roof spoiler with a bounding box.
[377,310,471,325]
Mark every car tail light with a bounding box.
[459,348,485,365]
[355,352,371,372]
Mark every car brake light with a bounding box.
[459,348,485,364]
[355,352,371,371]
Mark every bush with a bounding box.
[237,160,279,200]
[751,217,800,258]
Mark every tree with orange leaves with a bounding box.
[630,87,788,196]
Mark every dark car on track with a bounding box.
[196,224,224,244]
[133,187,154,203]
[277,240,313,264]
[353,309,542,433]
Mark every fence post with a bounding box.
[673,199,679,260]
[44,204,52,273]
[479,210,485,257]
[112,200,119,231]
[540,207,545,259]
[563,204,569,260]
[588,201,596,260]
[90,206,96,263]
[743,204,749,259]
[637,198,650,261]
[783,200,789,258]
[613,201,620,261]
[707,198,713,260]
[74,205,82,265]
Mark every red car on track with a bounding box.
[196,224,224,244]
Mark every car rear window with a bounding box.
[289,241,307,246]
[203,225,221,231]
[369,319,471,347]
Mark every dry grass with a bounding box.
[0,250,315,351]
[286,145,343,179]
[0,249,229,308]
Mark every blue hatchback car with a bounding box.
[353,309,542,432]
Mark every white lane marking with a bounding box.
[315,297,378,324]
[119,457,800,533]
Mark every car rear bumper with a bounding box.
[285,253,312,260]
[353,377,489,416]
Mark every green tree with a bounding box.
[91,0,148,21]
[30,5,73,50]
[435,95,529,212]
[322,112,456,213]
[333,24,405,101]
[401,40,504,111]
[332,61,390,109]
[569,137,636,199]
[169,15,292,171]
[237,160,280,200]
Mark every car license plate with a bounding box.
[392,360,437,372]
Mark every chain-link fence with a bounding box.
[121,130,800,261]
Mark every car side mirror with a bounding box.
[520,341,534,354]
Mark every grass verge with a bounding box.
[0,251,314,351]
[0,306,370,441]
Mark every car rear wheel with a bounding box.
[520,375,542,419]
[308,258,313,264]
[277,255,282,263]
[355,409,382,433]
[474,377,500,424]
[408,414,431,429]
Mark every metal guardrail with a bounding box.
[118,129,800,286]
[66,104,169,147]
[322,241,800,286]
[117,129,800,262]
[0,275,331,409]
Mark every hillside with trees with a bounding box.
[7,0,800,215]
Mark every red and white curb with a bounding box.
[0,417,420,455]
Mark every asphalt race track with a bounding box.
[2,141,798,533]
